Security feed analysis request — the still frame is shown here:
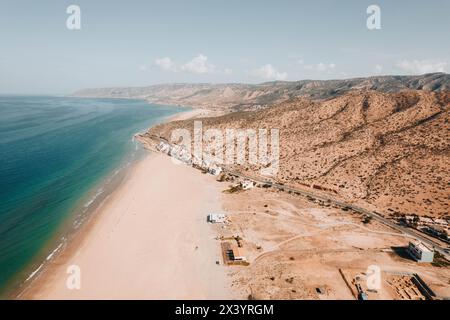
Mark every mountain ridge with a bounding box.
[72,73,450,111]
[144,89,450,219]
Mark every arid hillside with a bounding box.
[73,73,449,111]
[146,90,450,218]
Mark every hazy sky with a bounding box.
[0,0,449,94]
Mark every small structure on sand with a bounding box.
[228,245,247,262]
[156,141,171,154]
[422,226,448,241]
[208,165,223,176]
[207,213,226,224]
[408,241,434,263]
[241,180,254,190]
[355,283,368,300]
[221,242,248,265]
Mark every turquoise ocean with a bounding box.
[0,96,183,297]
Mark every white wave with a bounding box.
[46,243,63,261]
[25,241,65,282]
[25,264,44,281]
[83,187,104,208]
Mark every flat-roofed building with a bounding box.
[419,217,433,225]
[207,213,226,223]
[156,141,171,154]
[408,241,434,263]
[208,165,222,176]
[423,226,448,241]
[241,180,254,190]
[229,245,247,262]
[433,218,448,226]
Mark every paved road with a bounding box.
[225,169,450,260]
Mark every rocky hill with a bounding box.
[146,90,450,218]
[73,73,449,111]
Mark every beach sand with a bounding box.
[23,152,231,299]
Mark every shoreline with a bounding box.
[12,160,136,299]
[8,106,199,298]
[20,153,231,299]
[17,107,232,299]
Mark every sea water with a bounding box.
[0,95,184,296]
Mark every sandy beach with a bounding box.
[15,100,450,301]
[22,151,231,299]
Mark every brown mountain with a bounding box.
[146,90,450,218]
[73,73,449,111]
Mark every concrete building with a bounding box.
[207,213,226,223]
[173,146,192,164]
[423,226,448,241]
[208,165,222,176]
[408,241,434,263]
[221,242,249,265]
[433,218,449,227]
[241,180,254,190]
[156,141,171,154]
[419,217,433,225]
[229,245,247,262]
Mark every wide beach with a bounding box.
[16,108,231,299]
[21,151,231,299]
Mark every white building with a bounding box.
[241,180,254,190]
[202,160,211,169]
[434,218,448,226]
[208,165,223,176]
[157,141,171,154]
[419,217,433,225]
[170,146,191,163]
[229,245,247,262]
[168,145,179,157]
[207,213,226,223]
[408,241,434,263]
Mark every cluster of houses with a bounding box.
[396,215,449,241]
[156,141,223,176]
[158,139,253,267]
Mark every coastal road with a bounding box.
[147,136,449,260]
[224,169,450,260]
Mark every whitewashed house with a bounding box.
[207,213,226,223]
[408,241,434,263]
[434,218,448,227]
[157,142,171,154]
[178,148,192,164]
[208,165,223,176]
[241,180,254,190]
[419,217,434,225]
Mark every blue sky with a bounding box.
[0,0,449,94]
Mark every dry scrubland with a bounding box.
[148,90,450,219]
[71,78,450,300]
[141,89,450,299]
[217,186,450,299]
